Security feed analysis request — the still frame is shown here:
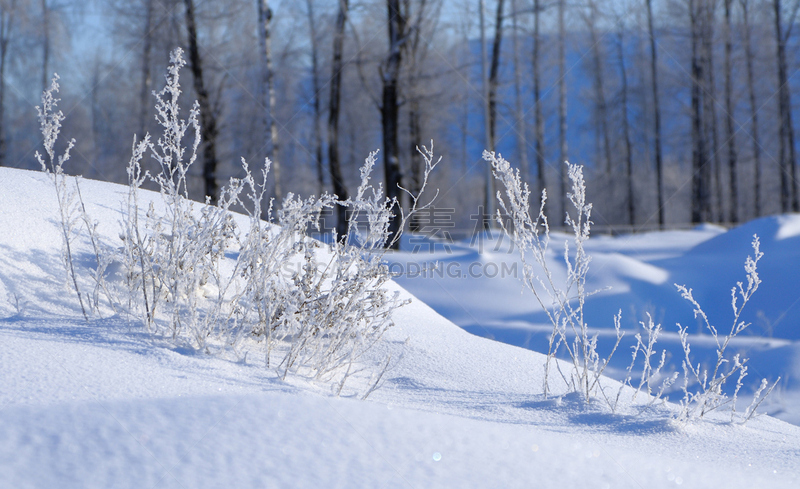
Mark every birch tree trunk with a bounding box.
[258,0,281,202]
[305,0,324,196]
[723,0,738,222]
[618,31,635,226]
[700,0,723,222]
[773,0,799,212]
[741,0,762,216]
[139,0,153,138]
[646,0,664,226]
[586,0,611,174]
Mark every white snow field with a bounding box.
[391,215,800,427]
[1,167,799,488]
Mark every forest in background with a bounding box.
[1,0,799,233]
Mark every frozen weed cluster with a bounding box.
[35,75,87,320]
[674,236,779,422]
[485,150,623,405]
[613,313,677,412]
[486,150,777,424]
[39,49,439,398]
[121,50,240,346]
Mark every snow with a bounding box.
[1,167,799,488]
[391,215,800,426]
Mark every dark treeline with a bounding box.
[1,0,799,232]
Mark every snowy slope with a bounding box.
[1,167,799,488]
[391,218,800,425]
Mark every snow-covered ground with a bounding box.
[1,167,799,488]
[391,214,800,427]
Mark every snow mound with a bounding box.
[1,167,799,488]
[690,214,800,255]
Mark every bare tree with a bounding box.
[510,0,528,183]
[258,0,281,202]
[138,0,153,138]
[183,0,220,203]
[584,0,612,174]
[105,0,177,141]
[0,0,16,167]
[533,0,545,199]
[405,0,431,193]
[487,0,505,155]
[382,0,407,247]
[773,0,799,212]
[405,0,440,232]
[618,30,634,225]
[479,0,493,229]
[329,0,349,238]
[723,0,738,222]
[41,0,47,93]
[558,0,568,219]
[305,0,324,196]
[9,0,800,229]
[700,0,723,222]
[690,0,712,223]
[468,0,507,230]
[645,0,664,226]
[740,0,762,216]
[37,1,73,91]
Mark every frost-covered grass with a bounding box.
[1,166,800,488]
[484,150,779,423]
[391,180,800,427]
[31,49,441,399]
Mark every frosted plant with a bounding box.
[675,235,780,422]
[614,313,677,413]
[114,48,440,396]
[37,75,128,319]
[34,47,439,398]
[486,151,623,406]
[278,151,402,388]
[489,151,777,421]
[35,75,87,320]
[237,144,440,394]
[629,314,669,403]
[231,157,338,368]
[119,48,244,347]
[75,179,118,316]
[121,135,156,327]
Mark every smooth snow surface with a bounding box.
[1,168,799,488]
